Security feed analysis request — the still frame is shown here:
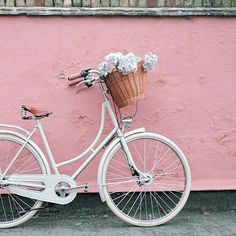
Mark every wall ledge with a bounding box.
[0,7,236,17]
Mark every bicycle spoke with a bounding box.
[8,195,15,221]
[112,153,132,169]
[105,178,139,187]
[132,191,145,219]
[14,154,34,173]
[103,133,191,226]
[131,141,144,166]
[111,182,138,203]
[150,148,172,175]
[0,134,48,228]
[0,195,7,222]
[150,191,166,216]
[9,194,21,218]
[127,191,143,216]
[107,164,131,178]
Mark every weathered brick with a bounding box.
[193,0,203,7]
[34,0,43,6]
[91,0,100,7]
[64,0,72,7]
[54,0,63,6]
[138,0,148,7]
[101,0,110,6]
[176,0,184,7]
[165,0,175,6]
[44,0,53,6]
[119,0,128,7]
[204,0,213,7]
[73,0,82,6]
[147,0,156,7]
[25,0,34,6]
[129,0,139,7]
[157,0,165,6]
[184,0,193,6]
[16,0,25,6]
[213,0,221,7]
[111,0,119,6]
[82,0,91,6]
[222,0,231,6]
[5,0,14,6]
[0,0,5,6]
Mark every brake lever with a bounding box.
[75,80,86,88]
[85,81,93,88]
[76,77,95,88]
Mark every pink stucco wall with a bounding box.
[0,16,235,191]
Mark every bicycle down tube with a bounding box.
[56,99,118,179]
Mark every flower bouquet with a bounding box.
[99,52,158,108]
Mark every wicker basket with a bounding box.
[105,61,147,108]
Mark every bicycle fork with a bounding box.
[117,130,150,186]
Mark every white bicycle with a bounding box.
[0,69,191,228]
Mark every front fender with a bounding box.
[97,128,145,202]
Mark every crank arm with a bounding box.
[65,183,88,192]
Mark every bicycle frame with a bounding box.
[38,99,120,179]
[0,81,143,182]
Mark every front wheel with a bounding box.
[101,132,191,226]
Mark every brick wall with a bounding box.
[1,0,236,8]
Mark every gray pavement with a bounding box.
[0,192,236,236]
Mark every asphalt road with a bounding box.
[0,205,235,236]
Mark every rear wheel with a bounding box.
[0,133,48,228]
[102,132,191,226]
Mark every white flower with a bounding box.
[105,52,123,66]
[99,51,158,78]
[99,61,112,77]
[143,52,158,71]
[117,53,138,74]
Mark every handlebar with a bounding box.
[68,77,84,86]
[67,72,82,81]
[67,69,102,88]
[67,69,91,81]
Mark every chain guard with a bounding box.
[8,174,77,205]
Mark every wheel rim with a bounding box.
[103,133,191,226]
[0,135,46,228]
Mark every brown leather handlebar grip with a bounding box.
[68,77,84,86]
[67,72,82,81]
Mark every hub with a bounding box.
[139,173,153,186]
[55,181,71,198]
[0,175,7,188]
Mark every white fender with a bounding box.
[0,130,51,174]
[97,128,145,202]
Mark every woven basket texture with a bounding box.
[105,61,147,108]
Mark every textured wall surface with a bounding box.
[0,16,235,191]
